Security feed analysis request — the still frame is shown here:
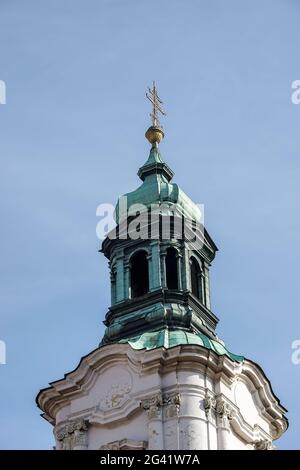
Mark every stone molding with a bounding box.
[37,343,288,443]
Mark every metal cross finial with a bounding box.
[146,81,166,128]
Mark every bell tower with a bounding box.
[101,81,227,353]
[37,84,288,450]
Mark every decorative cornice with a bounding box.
[36,342,288,441]
[103,289,219,339]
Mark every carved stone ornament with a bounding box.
[254,439,273,450]
[141,393,163,419]
[141,392,181,420]
[215,398,234,429]
[163,393,181,419]
[97,369,132,411]
[215,399,233,420]
[203,396,216,417]
[56,419,89,450]
[163,393,181,406]
[203,396,234,428]
[100,439,147,450]
[100,443,120,450]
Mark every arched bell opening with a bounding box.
[165,247,179,290]
[190,256,203,303]
[130,250,149,298]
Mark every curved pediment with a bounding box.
[37,341,287,445]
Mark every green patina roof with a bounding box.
[139,143,168,170]
[118,328,244,363]
[114,144,202,224]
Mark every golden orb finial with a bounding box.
[145,81,166,145]
[145,125,164,145]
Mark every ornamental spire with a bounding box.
[145,81,166,146]
[146,81,166,128]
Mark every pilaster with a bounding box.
[56,419,89,450]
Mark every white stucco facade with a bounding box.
[37,343,288,450]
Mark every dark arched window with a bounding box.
[190,257,203,302]
[166,247,178,290]
[110,265,116,304]
[130,250,149,298]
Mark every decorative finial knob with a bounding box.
[145,81,166,145]
[145,126,164,145]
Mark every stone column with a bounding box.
[73,420,89,450]
[203,396,218,449]
[141,394,164,450]
[215,399,233,450]
[178,393,208,450]
[56,419,89,450]
[56,426,71,450]
[163,393,181,450]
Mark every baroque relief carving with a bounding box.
[215,399,234,427]
[98,369,132,411]
[100,442,120,450]
[203,396,234,428]
[203,396,216,418]
[163,393,181,419]
[100,439,147,450]
[56,419,89,450]
[99,382,132,410]
[141,392,181,419]
[253,439,273,450]
[141,393,163,419]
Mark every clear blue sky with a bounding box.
[0,0,299,449]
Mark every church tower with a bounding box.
[37,84,288,450]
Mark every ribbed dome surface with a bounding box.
[118,328,244,363]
